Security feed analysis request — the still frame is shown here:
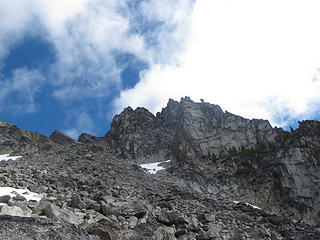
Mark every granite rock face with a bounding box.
[106,97,278,160]
[273,121,320,226]
[164,97,278,159]
[105,106,174,161]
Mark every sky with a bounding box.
[1,0,320,139]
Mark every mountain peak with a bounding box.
[106,97,277,161]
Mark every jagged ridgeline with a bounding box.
[0,97,319,239]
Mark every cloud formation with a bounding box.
[35,0,146,100]
[114,0,320,127]
[0,0,194,106]
[0,68,44,113]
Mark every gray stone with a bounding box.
[43,203,84,225]
[154,226,177,240]
[9,201,32,216]
[84,218,122,240]
[0,195,11,204]
[198,213,215,223]
[100,202,114,217]
[128,216,138,229]
[0,205,30,217]
[89,203,101,212]
[0,121,57,155]
[32,199,51,215]
[157,210,189,226]
[12,194,26,201]
[69,194,86,210]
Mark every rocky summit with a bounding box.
[0,97,320,240]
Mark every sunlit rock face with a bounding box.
[162,97,278,158]
[105,97,278,160]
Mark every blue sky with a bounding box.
[1,0,320,138]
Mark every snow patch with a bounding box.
[0,154,42,204]
[233,201,262,210]
[140,160,171,174]
[0,154,22,161]
[0,187,42,203]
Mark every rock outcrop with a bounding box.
[49,130,77,145]
[0,121,57,155]
[105,97,279,160]
[163,97,278,159]
[105,106,174,161]
[270,121,320,225]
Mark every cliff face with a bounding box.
[105,97,278,161]
[164,97,278,159]
[215,120,320,226]
[273,121,320,225]
[105,106,174,161]
[0,98,320,239]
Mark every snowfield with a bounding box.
[140,160,171,174]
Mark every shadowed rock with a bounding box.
[49,130,76,145]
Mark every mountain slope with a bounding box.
[0,97,319,239]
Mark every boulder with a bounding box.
[69,194,86,210]
[0,195,11,204]
[43,203,83,225]
[0,205,29,217]
[84,218,122,240]
[157,210,189,226]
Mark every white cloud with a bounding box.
[114,0,320,126]
[139,0,194,65]
[0,0,147,102]
[34,0,146,100]
[0,68,44,113]
[0,0,37,59]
